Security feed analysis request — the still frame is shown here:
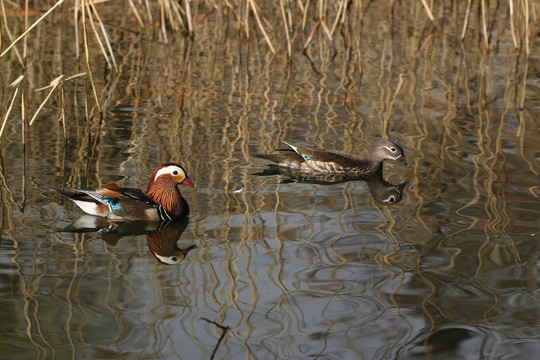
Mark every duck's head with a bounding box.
[369,139,408,167]
[148,163,196,190]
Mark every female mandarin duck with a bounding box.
[252,139,408,176]
[55,163,195,221]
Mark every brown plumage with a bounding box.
[147,176,183,215]
[252,139,408,177]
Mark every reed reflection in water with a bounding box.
[0,1,539,359]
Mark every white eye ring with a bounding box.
[383,195,396,204]
[173,170,179,175]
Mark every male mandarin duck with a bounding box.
[252,139,408,177]
[55,163,195,221]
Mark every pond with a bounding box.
[0,1,539,359]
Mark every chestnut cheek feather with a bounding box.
[147,179,182,213]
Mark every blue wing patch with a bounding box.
[282,140,312,161]
[103,197,122,211]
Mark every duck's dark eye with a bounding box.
[390,147,396,152]
[171,257,178,262]
[173,170,179,175]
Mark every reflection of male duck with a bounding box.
[61,216,195,265]
[146,220,196,265]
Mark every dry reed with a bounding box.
[0,0,536,147]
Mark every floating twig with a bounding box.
[200,317,230,360]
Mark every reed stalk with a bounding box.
[20,77,26,147]
[28,73,86,126]
[87,0,118,72]
[330,0,346,36]
[0,75,24,143]
[279,0,292,60]
[461,0,472,40]
[481,0,489,52]
[184,0,193,38]
[301,0,310,31]
[0,0,64,62]
[30,75,66,127]
[81,0,102,116]
[523,0,531,54]
[248,0,276,55]
[0,0,535,152]
[509,0,518,49]
[160,0,168,43]
[127,0,144,28]
[420,0,435,21]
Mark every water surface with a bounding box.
[0,2,539,359]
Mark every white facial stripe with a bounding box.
[153,165,184,182]
[383,145,402,160]
[155,254,183,264]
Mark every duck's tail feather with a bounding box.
[54,188,110,217]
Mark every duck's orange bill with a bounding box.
[182,177,196,188]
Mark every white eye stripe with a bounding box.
[154,166,184,181]
[384,195,396,203]
[383,146,398,152]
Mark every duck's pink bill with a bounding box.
[182,177,196,188]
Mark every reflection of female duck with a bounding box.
[61,216,195,265]
[364,175,407,205]
[251,166,407,205]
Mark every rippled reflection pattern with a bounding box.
[0,1,539,359]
